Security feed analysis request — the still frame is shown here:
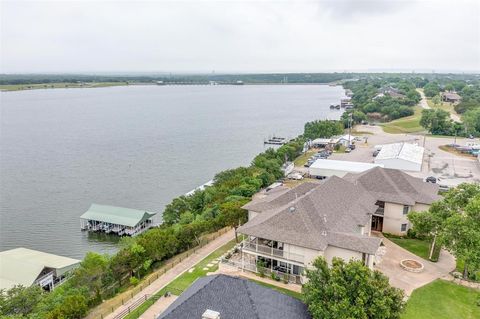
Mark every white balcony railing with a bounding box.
[242,239,304,264]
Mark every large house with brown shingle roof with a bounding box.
[236,167,440,283]
[343,167,440,235]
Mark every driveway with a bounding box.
[417,89,430,110]
[375,238,455,296]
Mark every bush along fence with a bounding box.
[88,227,231,319]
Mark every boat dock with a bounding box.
[80,204,157,237]
[264,136,290,145]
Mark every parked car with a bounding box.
[425,176,437,183]
[349,144,356,150]
[373,150,380,157]
[287,172,304,180]
[345,148,351,153]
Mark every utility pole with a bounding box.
[348,113,353,147]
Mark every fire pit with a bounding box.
[400,259,424,273]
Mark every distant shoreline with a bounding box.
[0,82,337,92]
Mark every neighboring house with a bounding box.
[343,167,441,235]
[309,159,383,178]
[238,176,382,283]
[0,248,80,291]
[157,274,311,319]
[441,92,462,103]
[374,142,424,172]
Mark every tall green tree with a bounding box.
[0,285,44,317]
[70,252,110,302]
[409,183,480,278]
[303,257,405,319]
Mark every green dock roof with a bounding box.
[80,204,157,227]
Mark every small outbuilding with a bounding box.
[374,143,424,172]
[0,248,80,291]
[309,159,383,178]
[80,204,157,236]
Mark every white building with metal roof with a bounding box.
[374,143,424,172]
[309,159,383,178]
[0,248,80,291]
[80,204,157,236]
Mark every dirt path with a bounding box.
[103,229,235,319]
[417,89,430,110]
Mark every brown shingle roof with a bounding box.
[343,167,441,205]
[242,182,320,212]
[238,176,381,254]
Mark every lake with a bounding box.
[0,84,345,258]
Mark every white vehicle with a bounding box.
[287,172,304,180]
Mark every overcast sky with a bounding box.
[1,0,479,74]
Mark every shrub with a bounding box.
[129,277,140,286]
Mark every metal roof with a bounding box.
[310,159,383,172]
[0,248,80,291]
[80,204,156,227]
[375,143,424,164]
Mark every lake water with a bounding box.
[0,85,344,259]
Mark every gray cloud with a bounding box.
[0,0,478,73]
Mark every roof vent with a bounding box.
[323,214,327,223]
[202,309,220,319]
[322,230,327,236]
[289,206,296,213]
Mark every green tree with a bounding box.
[303,120,344,140]
[423,82,441,97]
[463,108,480,137]
[420,109,452,135]
[409,183,480,278]
[432,95,441,106]
[70,252,110,302]
[303,257,405,319]
[0,285,44,316]
[46,294,88,319]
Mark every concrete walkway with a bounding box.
[139,295,178,319]
[375,238,456,296]
[104,228,235,319]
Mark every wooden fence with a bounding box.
[85,227,231,319]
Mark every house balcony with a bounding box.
[374,207,384,216]
[241,238,305,264]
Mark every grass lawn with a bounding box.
[380,107,425,134]
[402,280,480,319]
[384,235,430,260]
[294,150,317,167]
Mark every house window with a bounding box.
[401,223,408,232]
[403,205,410,215]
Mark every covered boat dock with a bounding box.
[80,204,157,236]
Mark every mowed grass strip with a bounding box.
[402,280,480,319]
[381,107,425,134]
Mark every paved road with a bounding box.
[104,229,235,319]
[328,125,480,186]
